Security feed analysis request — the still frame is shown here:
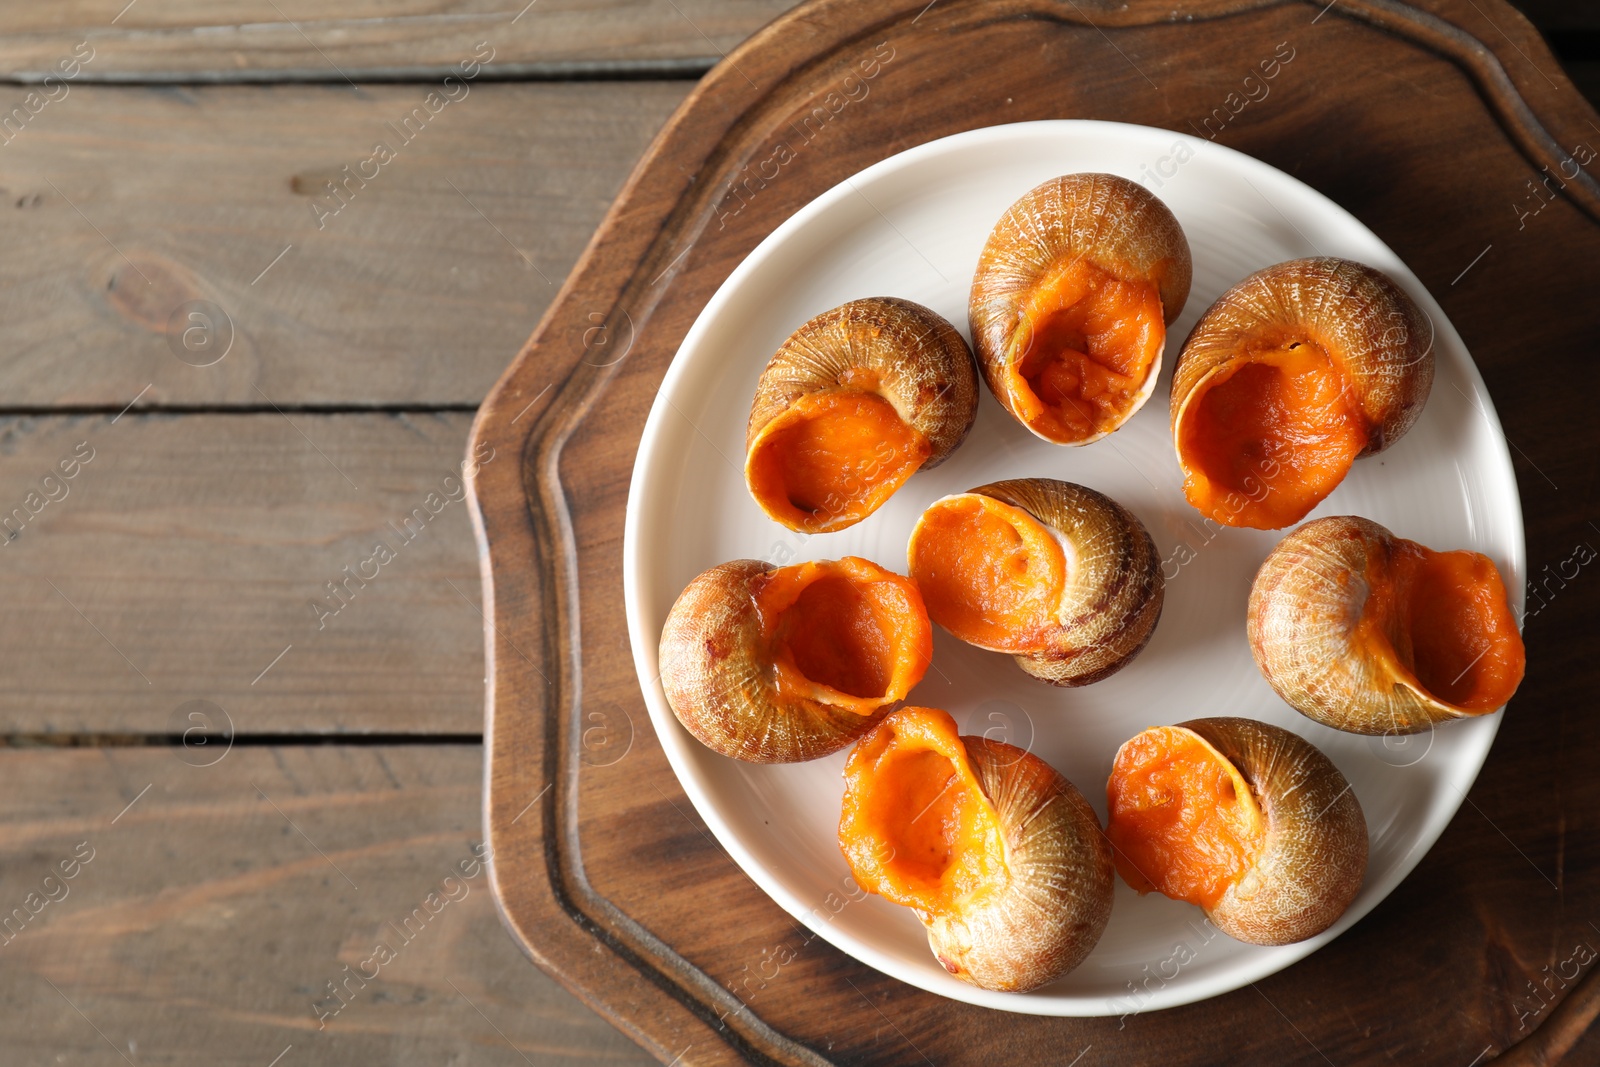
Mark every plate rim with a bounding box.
[621,118,1525,1016]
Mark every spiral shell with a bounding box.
[659,557,932,763]
[1108,717,1368,946]
[840,706,1114,992]
[1248,515,1525,735]
[970,173,1192,445]
[907,478,1163,686]
[745,297,978,533]
[1171,258,1434,530]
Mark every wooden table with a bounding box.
[1,3,1594,1065]
[0,3,798,1063]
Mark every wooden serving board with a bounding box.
[466,2,1600,1063]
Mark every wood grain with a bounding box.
[1512,1,1600,31]
[0,81,684,407]
[0,1,797,81]
[467,0,1600,1063]
[0,743,654,1066]
[0,413,491,735]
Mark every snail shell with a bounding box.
[969,173,1192,445]
[907,478,1163,686]
[745,296,978,533]
[658,557,932,763]
[1248,515,1525,735]
[839,706,1114,992]
[1171,257,1434,530]
[1107,717,1368,946]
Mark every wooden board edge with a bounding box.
[464,1,1600,1063]
[1346,0,1600,221]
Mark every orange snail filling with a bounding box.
[1179,341,1367,530]
[1005,258,1166,442]
[746,375,931,530]
[907,495,1067,653]
[1358,540,1525,712]
[840,707,1008,914]
[1106,727,1265,910]
[752,557,932,713]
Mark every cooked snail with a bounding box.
[1171,257,1434,530]
[1248,515,1525,735]
[907,478,1163,685]
[1107,717,1367,946]
[840,705,1114,991]
[745,297,978,533]
[659,556,932,762]
[969,172,1192,445]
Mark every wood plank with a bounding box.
[0,743,653,1065]
[0,81,685,407]
[0,412,492,735]
[0,1,796,80]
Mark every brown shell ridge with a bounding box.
[1180,718,1367,947]
[1247,515,1504,735]
[1172,258,1434,462]
[971,478,1164,686]
[922,736,1114,991]
[746,296,978,466]
[971,174,1191,349]
[658,560,887,763]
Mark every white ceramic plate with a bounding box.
[622,120,1523,1016]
